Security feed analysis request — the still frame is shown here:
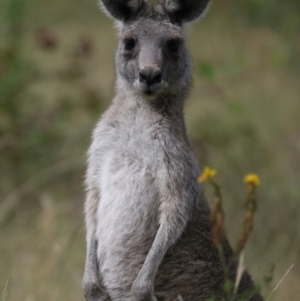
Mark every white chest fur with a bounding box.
[94,114,164,297]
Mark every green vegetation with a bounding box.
[1,0,299,300]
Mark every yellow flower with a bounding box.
[244,174,261,186]
[198,167,217,183]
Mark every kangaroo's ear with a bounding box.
[100,0,148,22]
[161,0,211,24]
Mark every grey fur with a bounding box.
[100,0,147,22]
[161,0,211,24]
[83,1,263,301]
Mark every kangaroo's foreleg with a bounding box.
[132,162,196,301]
[132,223,174,301]
[82,188,110,301]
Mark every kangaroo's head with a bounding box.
[100,0,210,100]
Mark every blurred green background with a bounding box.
[0,0,299,300]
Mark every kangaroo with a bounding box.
[82,1,263,301]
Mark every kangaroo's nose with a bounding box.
[139,66,162,86]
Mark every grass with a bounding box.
[0,0,299,300]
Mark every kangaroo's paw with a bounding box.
[132,278,157,301]
[82,280,110,301]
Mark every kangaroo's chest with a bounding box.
[99,142,161,221]
[96,124,164,291]
[99,121,162,207]
[97,121,164,236]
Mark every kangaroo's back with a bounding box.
[82,1,263,301]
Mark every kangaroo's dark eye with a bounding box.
[167,39,180,53]
[124,38,136,51]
